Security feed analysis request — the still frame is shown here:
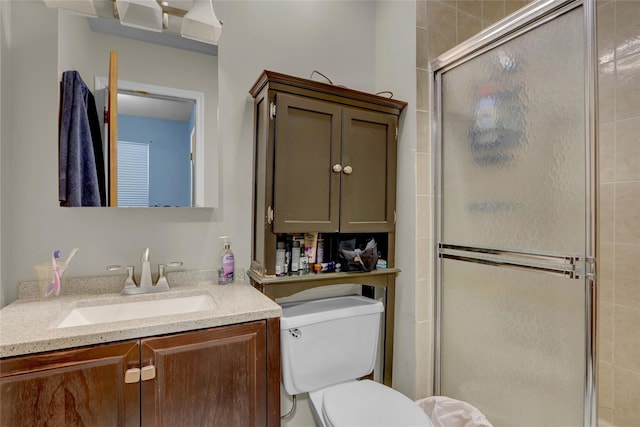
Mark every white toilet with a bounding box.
[280,295,433,427]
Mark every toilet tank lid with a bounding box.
[280,295,384,329]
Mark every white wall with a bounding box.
[0,2,387,306]
[0,0,9,308]
[1,0,418,421]
[374,0,420,399]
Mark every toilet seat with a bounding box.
[319,380,432,427]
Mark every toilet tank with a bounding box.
[279,295,384,395]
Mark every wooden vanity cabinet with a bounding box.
[0,340,140,426]
[0,320,280,427]
[141,321,273,427]
[250,70,407,275]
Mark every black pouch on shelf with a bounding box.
[338,238,378,272]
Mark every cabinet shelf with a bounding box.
[248,267,400,286]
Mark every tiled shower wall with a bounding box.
[415,0,530,399]
[416,2,640,423]
[597,1,640,426]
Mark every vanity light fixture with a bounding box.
[115,0,163,32]
[180,0,223,45]
[42,0,98,17]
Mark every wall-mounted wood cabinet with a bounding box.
[272,93,397,234]
[0,320,280,427]
[249,70,407,276]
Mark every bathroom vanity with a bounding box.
[0,275,281,426]
[248,70,407,387]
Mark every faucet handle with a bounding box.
[107,265,137,288]
[157,262,183,278]
[155,262,183,291]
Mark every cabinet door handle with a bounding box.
[332,164,343,173]
[124,368,140,383]
[141,365,156,381]
[343,165,353,175]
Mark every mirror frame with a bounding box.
[95,76,206,207]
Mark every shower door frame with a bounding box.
[430,0,598,426]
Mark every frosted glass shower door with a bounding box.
[440,259,585,426]
[434,1,596,427]
[440,7,586,256]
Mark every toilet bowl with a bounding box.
[279,295,432,427]
[309,380,433,427]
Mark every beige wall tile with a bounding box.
[417,194,431,238]
[417,68,430,112]
[615,1,640,59]
[616,53,640,121]
[417,110,430,153]
[615,244,640,310]
[417,0,428,29]
[416,279,432,323]
[427,1,457,59]
[615,182,640,244]
[393,310,417,397]
[600,183,615,243]
[416,237,432,281]
[600,301,613,363]
[457,11,482,44]
[458,0,482,19]
[417,152,431,195]
[599,121,615,183]
[613,366,640,426]
[614,306,640,372]
[599,361,614,410]
[599,62,615,124]
[599,407,614,426]
[599,242,614,304]
[504,1,528,17]
[415,320,434,397]
[482,0,505,26]
[597,1,616,65]
[616,117,640,182]
[417,26,429,70]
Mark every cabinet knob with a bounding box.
[343,165,353,175]
[124,368,140,384]
[332,164,343,173]
[141,365,156,381]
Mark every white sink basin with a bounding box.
[56,294,216,328]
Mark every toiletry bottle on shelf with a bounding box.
[276,241,286,276]
[219,236,235,284]
[291,240,301,274]
[299,251,309,275]
[304,232,318,264]
[316,234,324,264]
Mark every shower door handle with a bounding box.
[438,244,583,279]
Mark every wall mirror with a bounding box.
[95,76,205,207]
[57,2,219,207]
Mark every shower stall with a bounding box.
[432,0,598,425]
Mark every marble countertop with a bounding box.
[0,270,281,358]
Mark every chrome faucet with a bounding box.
[108,248,183,295]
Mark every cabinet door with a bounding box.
[273,93,342,233]
[141,321,267,427]
[0,341,140,427]
[341,108,397,232]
